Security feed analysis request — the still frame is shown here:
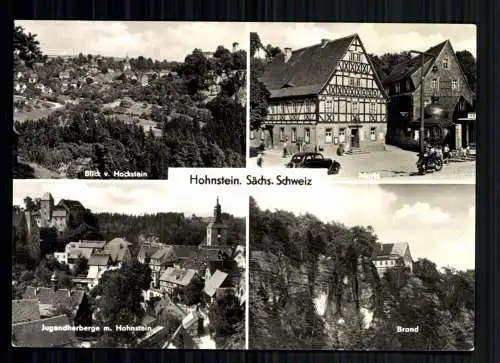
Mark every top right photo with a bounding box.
[249,23,476,183]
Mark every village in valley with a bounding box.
[12,189,246,349]
[13,21,247,179]
[249,24,477,181]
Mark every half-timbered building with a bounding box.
[254,34,388,153]
[383,40,475,149]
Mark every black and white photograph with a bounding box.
[249,23,476,182]
[13,21,247,179]
[12,180,246,349]
[249,184,475,350]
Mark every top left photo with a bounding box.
[13,21,247,179]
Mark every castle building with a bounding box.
[383,40,475,149]
[255,34,388,154]
[371,242,413,276]
[34,193,85,233]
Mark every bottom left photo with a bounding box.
[11,180,247,349]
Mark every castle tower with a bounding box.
[206,197,228,246]
[232,42,239,52]
[40,192,54,228]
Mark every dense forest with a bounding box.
[249,31,477,132]
[249,197,475,350]
[13,26,246,178]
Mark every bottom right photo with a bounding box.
[249,184,475,351]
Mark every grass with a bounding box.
[14,108,59,122]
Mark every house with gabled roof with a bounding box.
[255,34,388,154]
[103,237,132,267]
[12,299,41,324]
[12,314,77,347]
[383,39,475,149]
[371,242,413,276]
[159,267,201,295]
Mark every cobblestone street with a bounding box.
[249,147,475,182]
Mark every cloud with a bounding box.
[252,22,476,58]
[15,21,248,61]
[393,202,450,224]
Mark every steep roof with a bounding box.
[78,240,107,249]
[372,242,410,260]
[42,192,53,200]
[259,34,357,98]
[88,253,111,266]
[23,287,85,311]
[198,246,234,261]
[137,244,161,259]
[383,41,448,85]
[12,299,41,323]
[12,315,76,347]
[103,239,131,262]
[154,295,186,320]
[57,199,85,211]
[159,267,197,286]
[202,269,228,297]
[171,245,199,259]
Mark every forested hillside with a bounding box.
[249,197,474,350]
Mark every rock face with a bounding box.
[250,250,382,349]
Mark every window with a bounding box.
[452,79,459,90]
[339,101,346,113]
[349,52,355,61]
[280,127,285,141]
[370,127,377,141]
[281,104,285,113]
[406,80,411,90]
[305,101,311,112]
[250,130,255,139]
[304,128,311,143]
[431,78,439,89]
[356,53,361,62]
[369,102,376,114]
[325,128,333,143]
[424,99,431,107]
[349,77,355,86]
[325,99,333,113]
[352,101,359,113]
[339,127,346,143]
[394,83,400,93]
[442,57,449,69]
[291,127,297,142]
[355,78,361,87]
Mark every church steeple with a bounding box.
[214,197,222,222]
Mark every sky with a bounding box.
[252,184,475,271]
[15,20,248,62]
[12,180,247,218]
[251,23,476,58]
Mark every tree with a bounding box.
[208,293,244,348]
[455,50,477,92]
[250,72,270,130]
[179,49,213,94]
[368,52,412,82]
[13,25,43,69]
[250,32,263,58]
[23,196,39,212]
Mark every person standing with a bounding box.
[257,152,264,167]
[283,138,288,158]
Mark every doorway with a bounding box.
[351,128,360,148]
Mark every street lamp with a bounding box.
[409,50,436,154]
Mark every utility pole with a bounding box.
[409,50,436,154]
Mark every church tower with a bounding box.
[206,197,228,246]
[40,192,54,228]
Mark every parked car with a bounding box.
[286,152,340,174]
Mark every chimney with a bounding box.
[50,272,58,291]
[321,38,329,47]
[232,42,239,52]
[284,48,292,63]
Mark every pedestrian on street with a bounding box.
[257,152,264,167]
[283,138,288,158]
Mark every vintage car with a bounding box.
[286,152,340,174]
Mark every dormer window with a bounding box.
[442,58,449,69]
[452,79,459,90]
[394,83,401,93]
[431,78,439,89]
[432,65,438,72]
